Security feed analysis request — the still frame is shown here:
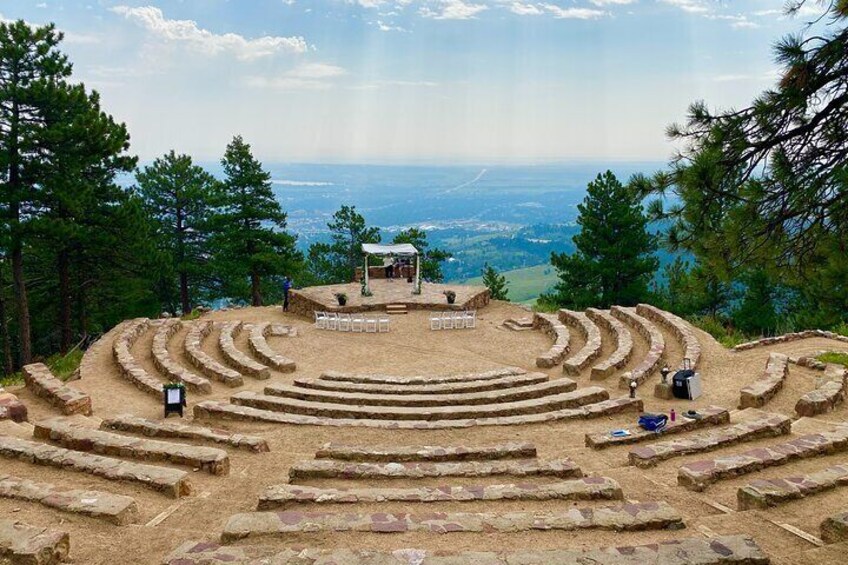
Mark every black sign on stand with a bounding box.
[163,383,186,418]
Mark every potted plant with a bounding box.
[334,292,348,306]
[443,290,456,304]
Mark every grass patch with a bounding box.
[688,315,752,348]
[831,322,848,338]
[460,263,558,304]
[181,309,202,321]
[0,348,84,387]
[818,351,848,368]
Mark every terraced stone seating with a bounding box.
[112,318,165,399]
[739,353,789,409]
[151,320,212,394]
[533,312,570,368]
[611,306,665,389]
[319,367,526,386]
[636,303,701,370]
[0,519,69,565]
[218,321,270,379]
[22,363,92,416]
[183,320,244,387]
[293,372,548,395]
[0,435,192,498]
[734,329,848,351]
[585,406,729,449]
[737,463,848,510]
[33,417,230,475]
[796,363,847,417]
[558,309,602,375]
[315,441,536,462]
[585,308,634,380]
[821,510,848,544]
[0,389,27,422]
[627,410,792,468]
[0,473,139,525]
[247,322,295,372]
[100,414,269,452]
[263,378,577,408]
[288,457,582,481]
[230,386,608,420]
[163,535,769,565]
[678,426,848,491]
[257,478,623,510]
[193,396,643,429]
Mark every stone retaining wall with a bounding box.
[288,287,490,318]
[734,329,848,351]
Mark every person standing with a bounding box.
[283,276,292,312]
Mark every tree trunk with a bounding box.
[10,217,31,365]
[0,279,13,376]
[8,100,32,365]
[251,268,261,307]
[176,205,190,315]
[58,249,72,355]
[179,271,190,315]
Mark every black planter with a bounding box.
[446,296,456,304]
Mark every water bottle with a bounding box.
[670,408,676,422]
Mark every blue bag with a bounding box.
[638,413,668,433]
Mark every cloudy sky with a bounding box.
[2,1,829,163]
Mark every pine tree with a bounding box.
[481,263,509,300]
[543,171,658,309]
[137,151,219,315]
[212,135,299,306]
[392,228,451,282]
[307,205,380,284]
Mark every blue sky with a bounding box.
[1,1,828,163]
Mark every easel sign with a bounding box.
[163,383,186,418]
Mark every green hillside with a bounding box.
[459,264,558,305]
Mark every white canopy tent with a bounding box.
[361,243,420,294]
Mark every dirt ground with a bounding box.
[3,299,848,564]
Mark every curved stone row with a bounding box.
[533,312,570,368]
[734,329,848,351]
[319,367,527,386]
[152,319,212,394]
[737,463,848,510]
[247,323,295,372]
[184,321,244,388]
[111,318,165,399]
[293,372,549,396]
[262,378,577,408]
[100,414,269,453]
[557,309,603,375]
[795,363,847,417]
[315,442,536,462]
[636,304,701,370]
[611,306,665,389]
[585,308,634,380]
[193,396,643,429]
[218,322,270,380]
[585,406,730,449]
[0,519,69,564]
[231,386,608,421]
[739,353,789,409]
[22,362,92,416]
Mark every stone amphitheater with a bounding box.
[1,290,848,564]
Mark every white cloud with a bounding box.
[506,2,543,16]
[246,62,346,90]
[730,20,759,29]
[110,5,308,60]
[63,31,102,44]
[420,0,488,20]
[589,0,635,5]
[658,0,708,14]
[541,4,607,19]
[349,79,438,89]
[287,62,347,79]
[376,20,410,31]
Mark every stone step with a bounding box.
[0,473,139,525]
[218,322,270,380]
[293,372,550,396]
[796,364,847,417]
[193,396,644,429]
[611,306,665,389]
[222,502,684,542]
[100,414,269,453]
[319,367,526,385]
[231,387,608,421]
[502,318,533,331]
[0,390,28,423]
[558,309,603,375]
[264,378,577,408]
[33,417,229,475]
[247,323,296,372]
[151,320,213,394]
[678,426,848,492]
[821,510,848,544]
[585,406,730,449]
[533,312,570,368]
[386,304,407,315]
[737,462,848,510]
[183,320,244,387]
[628,410,792,468]
[586,308,634,380]
[0,519,69,565]
[163,535,769,565]
[257,478,623,510]
[739,353,789,409]
[314,442,536,462]
[22,363,92,416]
[288,458,582,482]
[636,304,701,371]
[0,435,192,498]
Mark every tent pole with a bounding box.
[364,254,369,294]
[415,254,420,293]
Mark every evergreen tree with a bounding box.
[392,228,451,282]
[306,205,380,284]
[211,136,299,306]
[481,263,509,300]
[542,171,658,309]
[137,151,219,315]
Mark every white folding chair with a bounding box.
[442,311,454,330]
[378,315,390,333]
[326,312,339,331]
[429,312,442,330]
[464,310,477,328]
[351,313,364,333]
[364,316,378,333]
[337,313,351,332]
[453,311,466,329]
[314,311,327,329]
